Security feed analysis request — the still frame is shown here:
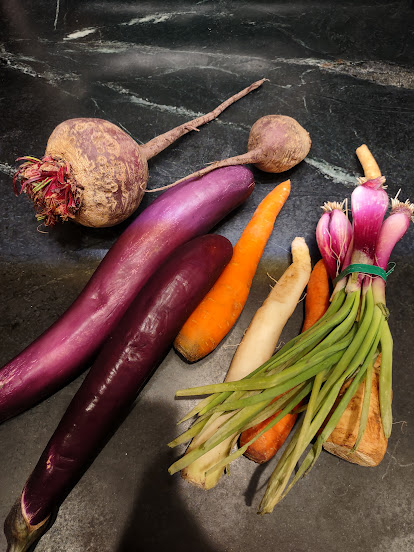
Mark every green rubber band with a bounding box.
[333,262,395,285]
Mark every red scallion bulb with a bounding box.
[375,198,414,270]
[350,177,389,265]
[316,201,352,280]
[372,198,414,304]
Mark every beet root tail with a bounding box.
[4,499,51,552]
[146,150,260,193]
[140,78,267,161]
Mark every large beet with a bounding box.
[42,118,148,227]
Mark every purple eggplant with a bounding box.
[0,166,254,422]
[4,233,233,552]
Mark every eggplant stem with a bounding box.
[4,498,51,552]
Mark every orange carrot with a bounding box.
[240,258,331,464]
[174,180,291,362]
[301,258,331,332]
[240,403,298,464]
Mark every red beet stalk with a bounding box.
[0,166,254,423]
[4,233,233,552]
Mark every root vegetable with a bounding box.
[301,259,331,333]
[240,257,330,464]
[0,166,254,423]
[13,79,265,227]
[4,234,233,552]
[170,237,311,488]
[174,180,291,362]
[239,406,298,464]
[149,115,311,193]
[322,356,388,466]
[224,236,311,382]
[356,144,382,181]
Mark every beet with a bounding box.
[151,114,312,193]
[13,79,265,227]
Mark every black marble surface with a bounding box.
[1,2,413,551]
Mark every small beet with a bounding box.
[151,114,311,193]
[247,115,311,173]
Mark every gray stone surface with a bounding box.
[0,1,413,551]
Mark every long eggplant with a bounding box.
[0,166,254,422]
[4,233,233,552]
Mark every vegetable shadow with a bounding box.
[243,463,269,507]
[116,402,219,552]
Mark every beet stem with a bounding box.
[146,150,261,193]
[140,78,267,161]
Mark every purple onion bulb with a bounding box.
[350,177,389,265]
[316,201,352,280]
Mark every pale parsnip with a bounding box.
[226,237,311,382]
[181,413,237,489]
[322,355,388,466]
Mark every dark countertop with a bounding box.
[1,2,413,551]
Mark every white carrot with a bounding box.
[226,237,312,382]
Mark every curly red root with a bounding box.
[13,156,80,226]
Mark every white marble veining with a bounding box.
[102,82,250,131]
[305,157,358,186]
[63,28,98,41]
[103,82,206,118]
[121,13,178,26]
[0,45,79,86]
[54,0,60,30]
[64,39,414,89]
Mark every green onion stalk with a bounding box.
[168,178,413,513]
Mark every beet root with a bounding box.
[246,114,311,173]
[14,119,149,228]
[53,118,148,227]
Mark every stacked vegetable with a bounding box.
[4,75,316,550]
[168,147,413,513]
[4,234,234,552]
[12,79,265,227]
[0,166,254,423]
